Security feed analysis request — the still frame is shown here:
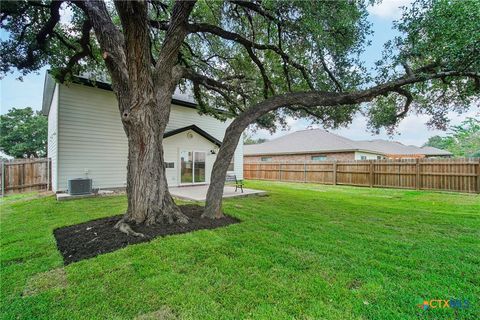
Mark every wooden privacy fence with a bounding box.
[244,158,480,193]
[1,158,51,195]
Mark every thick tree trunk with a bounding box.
[203,123,245,219]
[122,98,188,226]
[80,0,196,231]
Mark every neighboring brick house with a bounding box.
[244,129,452,162]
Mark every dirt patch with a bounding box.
[23,268,67,297]
[54,205,239,265]
[347,278,363,290]
[135,307,177,320]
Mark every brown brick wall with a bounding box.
[244,152,355,162]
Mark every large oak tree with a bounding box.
[1,0,479,225]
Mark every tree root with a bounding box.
[173,210,189,224]
[156,206,189,224]
[114,219,145,237]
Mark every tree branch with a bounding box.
[401,62,413,77]
[150,20,315,90]
[18,1,63,69]
[57,19,93,83]
[115,0,152,82]
[245,46,274,98]
[179,67,246,98]
[155,0,196,80]
[233,70,480,128]
[74,0,129,110]
[229,0,278,23]
[320,57,343,92]
[393,87,413,118]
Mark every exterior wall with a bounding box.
[57,83,128,191]
[55,83,242,191]
[244,152,355,162]
[166,98,243,180]
[163,129,218,185]
[47,84,59,192]
[354,151,384,160]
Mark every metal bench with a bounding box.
[226,174,244,193]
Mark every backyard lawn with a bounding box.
[1,181,479,319]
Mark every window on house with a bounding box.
[228,158,234,171]
[377,156,382,160]
[261,157,272,162]
[165,162,175,168]
[311,155,327,161]
[360,156,367,160]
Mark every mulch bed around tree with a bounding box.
[54,205,239,265]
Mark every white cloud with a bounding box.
[368,0,413,19]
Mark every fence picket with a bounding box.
[0,158,52,195]
[244,158,480,193]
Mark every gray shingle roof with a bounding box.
[244,129,453,156]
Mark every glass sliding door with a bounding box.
[180,151,193,183]
[180,150,207,184]
[194,152,206,183]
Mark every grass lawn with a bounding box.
[1,181,479,319]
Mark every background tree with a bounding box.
[243,134,267,145]
[0,107,47,158]
[1,0,479,226]
[424,117,480,157]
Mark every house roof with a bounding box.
[244,129,453,157]
[244,129,365,155]
[164,125,222,146]
[354,139,452,156]
[42,72,199,116]
[417,146,453,156]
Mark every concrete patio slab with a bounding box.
[55,186,266,202]
[56,190,117,201]
[56,193,96,201]
[170,185,266,201]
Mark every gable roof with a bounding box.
[244,129,360,156]
[42,72,199,116]
[164,125,222,146]
[244,129,453,156]
[355,139,452,156]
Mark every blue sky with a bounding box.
[1,0,478,146]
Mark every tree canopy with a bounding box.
[0,107,47,158]
[243,134,268,145]
[424,117,480,157]
[2,0,478,133]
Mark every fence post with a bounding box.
[416,158,420,190]
[279,163,282,181]
[304,161,307,183]
[477,159,480,194]
[47,158,50,191]
[369,160,374,187]
[333,161,337,185]
[1,160,4,197]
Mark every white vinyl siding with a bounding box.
[57,84,127,191]
[166,107,243,180]
[47,84,59,192]
[54,83,243,191]
[163,129,218,186]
